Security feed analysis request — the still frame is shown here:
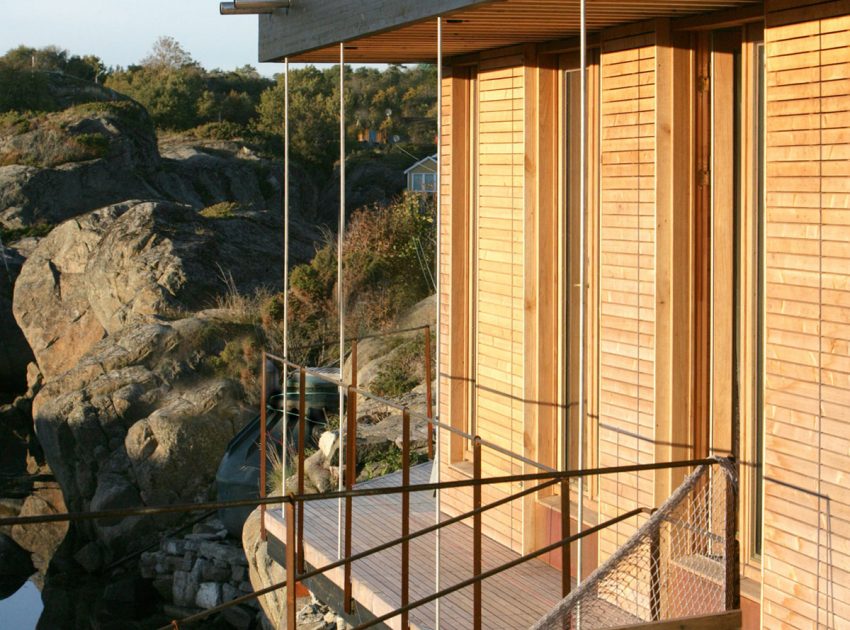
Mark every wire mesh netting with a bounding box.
[532,459,737,630]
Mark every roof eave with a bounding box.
[258,0,500,63]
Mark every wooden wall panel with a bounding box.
[596,24,659,564]
[763,2,850,628]
[472,50,526,552]
[439,50,527,553]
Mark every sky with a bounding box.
[1,0,283,77]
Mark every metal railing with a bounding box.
[254,344,739,630]
[258,324,435,542]
[263,457,734,629]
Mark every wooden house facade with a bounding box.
[257,1,850,628]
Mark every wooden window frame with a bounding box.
[534,50,601,504]
[448,63,477,466]
[693,24,764,583]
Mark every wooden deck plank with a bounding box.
[266,461,565,629]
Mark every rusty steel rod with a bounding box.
[344,385,357,613]
[281,458,716,504]
[350,507,652,630]
[165,476,563,629]
[285,500,297,630]
[351,339,358,389]
[401,408,411,629]
[297,367,306,573]
[260,354,268,540]
[561,478,571,598]
[424,325,434,460]
[160,484,648,629]
[472,437,482,630]
[724,469,740,610]
[0,459,720,529]
[650,526,661,621]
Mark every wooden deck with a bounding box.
[266,461,568,629]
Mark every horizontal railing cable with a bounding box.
[0,458,717,528]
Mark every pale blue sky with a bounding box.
[1,0,281,76]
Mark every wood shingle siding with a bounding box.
[763,1,850,627]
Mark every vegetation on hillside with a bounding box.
[1,38,436,175]
[262,192,436,366]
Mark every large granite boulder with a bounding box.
[13,199,285,380]
[31,311,255,565]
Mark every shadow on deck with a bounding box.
[265,461,569,629]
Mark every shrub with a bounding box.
[370,335,424,398]
[261,193,435,367]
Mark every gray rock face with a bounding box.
[31,311,254,558]
[11,202,133,379]
[13,199,284,380]
[0,102,160,229]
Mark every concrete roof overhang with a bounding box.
[257,0,763,64]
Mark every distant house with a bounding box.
[404,154,437,193]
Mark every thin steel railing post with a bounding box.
[344,384,357,614]
[282,57,290,531]
[435,16,443,626]
[576,0,588,606]
[285,500,297,629]
[283,56,290,361]
[259,353,268,541]
[424,326,434,460]
[401,407,411,629]
[472,437,482,630]
[561,479,570,598]
[297,367,306,573]
[337,40,347,563]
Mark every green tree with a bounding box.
[256,65,342,171]
[105,37,204,130]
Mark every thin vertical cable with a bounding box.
[282,57,290,496]
[338,42,346,560]
[434,15,443,630]
[576,0,588,601]
[284,58,290,361]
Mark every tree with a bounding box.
[256,65,342,170]
[140,36,196,70]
